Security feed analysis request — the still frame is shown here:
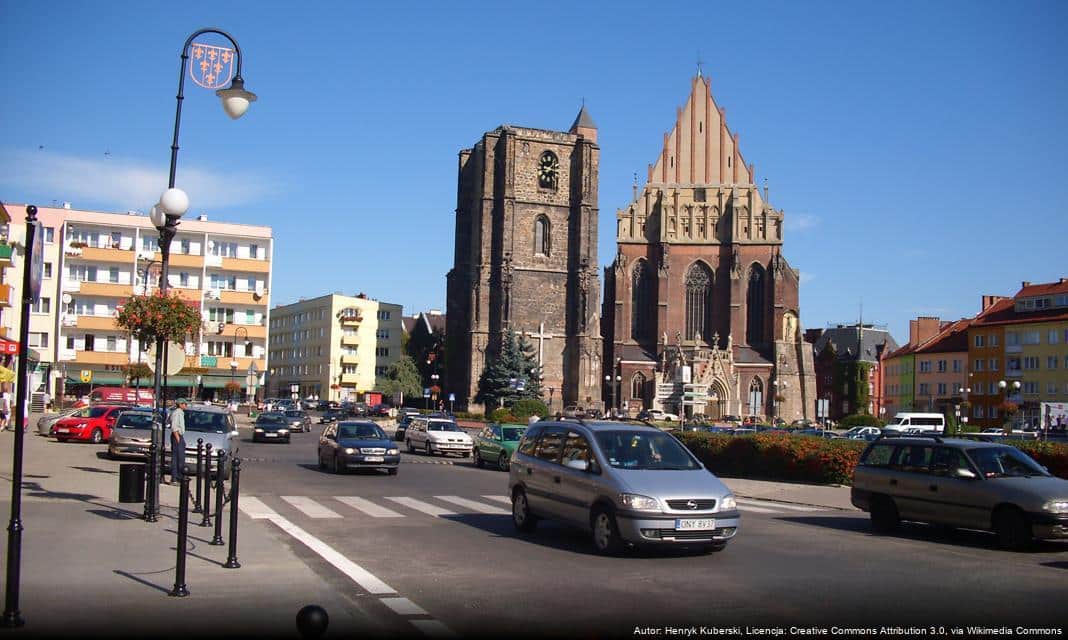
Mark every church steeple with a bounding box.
[569,103,597,142]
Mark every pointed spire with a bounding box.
[633,172,639,200]
[570,103,597,142]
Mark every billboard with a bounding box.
[1040,402,1068,433]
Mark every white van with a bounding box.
[884,412,945,434]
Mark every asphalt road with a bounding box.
[229,416,1068,638]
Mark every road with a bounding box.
[230,416,1068,637]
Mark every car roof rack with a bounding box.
[874,432,943,443]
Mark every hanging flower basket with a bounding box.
[116,290,202,345]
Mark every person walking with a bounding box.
[0,387,11,431]
[167,397,189,483]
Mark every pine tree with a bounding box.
[476,329,543,408]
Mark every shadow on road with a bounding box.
[1041,561,1068,570]
[73,464,118,474]
[114,569,172,594]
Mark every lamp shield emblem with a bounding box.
[189,43,235,90]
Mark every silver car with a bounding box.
[162,405,239,476]
[508,420,740,555]
[36,407,80,436]
[851,434,1068,550]
[107,408,157,458]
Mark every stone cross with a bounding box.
[524,321,555,366]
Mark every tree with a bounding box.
[375,355,422,402]
[476,330,543,409]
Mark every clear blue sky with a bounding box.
[2,0,1066,344]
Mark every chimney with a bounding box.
[197,214,208,221]
[1021,281,1031,288]
[981,295,1007,311]
[1060,277,1067,284]
[909,316,941,346]
[62,202,72,209]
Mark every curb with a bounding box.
[733,493,858,512]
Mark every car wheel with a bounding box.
[331,455,342,475]
[870,496,900,534]
[473,447,483,468]
[387,467,398,476]
[994,507,1033,551]
[89,428,104,445]
[318,453,326,471]
[497,453,509,472]
[425,442,433,457]
[512,488,537,532]
[591,507,625,556]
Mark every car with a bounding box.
[53,405,127,443]
[721,415,741,425]
[348,402,369,417]
[851,434,1068,550]
[393,415,414,442]
[318,421,400,475]
[729,428,756,435]
[637,409,679,422]
[404,417,473,457]
[982,428,1005,434]
[319,409,346,424]
[36,407,81,437]
[162,404,239,477]
[563,405,592,419]
[789,419,815,429]
[282,409,312,433]
[473,423,527,471]
[107,408,156,459]
[253,413,292,443]
[508,420,740,555]
[369,404,392,417]
[316,400,339,411]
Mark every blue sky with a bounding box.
[2,0,1066,344]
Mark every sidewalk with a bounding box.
[0,423,384,639]
[721,477,857,511]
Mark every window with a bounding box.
[207,342,233,357]
[375,347,390,357]
[990,382,998,395]
[28,332,48,348]
[1007,356,1021,372]
[208,308,235,324]
[533,429,564,462]
[860,444,895,467]
[108,267,119,283]
[952,360,961,373]
[211,241,238,257]
[919,361,931,373]
[106,336,117,352]
[534,215,551,256]
[746,264,766,345]
[919,383,930,396]
[84,334,95,351]
[69,264,98,282]
[141,236,158,252]
[376,329,390,339]
[694,188,706,202]
[1023,381,1039,394]
[973,359,984,371]
[31,297,50,314]
[66,336,75,350]
[893,445,933,474]
[974,335,985,348]
[684,262,714,341]
[43,262,53,278]
[209,274,237,290]
[43,227,55,243]
[1048,356,1059,370]
[180,238,191,254]
[937,383,947,396]
[246,310,255,325]
[1049,330,1060,345]
[989,334,999,347]
[937,360,946,373]
[178,272,189,287]
[1049,382,1058,395]
[631,372,646,400]
[560,431,592,468]
[630,259,653,341]
[250,243,259,259]
[989,358,998,371]
[1022,331,1040,345]
[1023,356,1040,370]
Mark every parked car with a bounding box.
[851,434,1068,550]
[253,413,292,443]
[473,423,526,471]
[842,426,882,439]
[393,415,414,442]
[369,404,392,417]
[637,409,679,422]
[53,405,127,443]
[404,417,473,457]
[563,405,592,419]
[318,421,400,475]
[107,408,156,459]
[319,409,347,424]
[347,402,369,417]
[509,420,740,555]
[162,404,239,477]
[282,409,312,433]
[316,400,340,411]
[722,415,741,425]
[36,407,81,437]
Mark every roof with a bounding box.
[404,311,446,336]
[813,325,899,362]
[1016,279,1068,298]
[617,344,658,363]
[970,295,1068,327]
[913,318,971,354]
[570,105,597,130]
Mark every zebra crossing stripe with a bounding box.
[380,597,429,616]
[336,496,405,518]
[240,496,279,519]
[736,498,824,512]
[435,495,509,515]
[386,497,457,517]
[281,496,343,519]
[481,495,512,506]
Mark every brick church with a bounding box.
[445,109,603,412]
[601,74,816,421]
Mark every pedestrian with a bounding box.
[167,397,189,484]
[42,390,52,413]
[0,387,11,432]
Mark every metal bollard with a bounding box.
[169,476,191,597]
[193,438,204,513]
[143,440,158,523]
[199,443,213,527]
[210,452,226,546]
[223,458,241,569]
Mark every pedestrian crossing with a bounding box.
[243,494,828,522]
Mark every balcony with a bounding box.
[78,246,133,263]
[59,349,76,362]
[340,373,361,386]
[61,315,78,328]
[1005,369,1023,378]
[77,315,119,331]
[341,335,360,347]
[221,256,270,274]
[338,308,363,326]
[74,351,129,366]
[0,283,12,307]
[340,355,359,366]
[217,323,267,339]
[62,280,81,293]
[1005,345,1023,354]
[77,282,132,297]
[0,244,13,267]
[219,290,267,306]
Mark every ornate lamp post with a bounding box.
[998,379,1022,434]
[230,326,250,400]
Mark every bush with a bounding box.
[510,399,548,421]
[489,408,517,423]
[839,414,884,428]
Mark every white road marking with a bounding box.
[239,496,279,519]
[410,620,458,638]
[380,597,429,616]
[386,497,457,517]
[336,496,405,518]
[736,498,825,512]
[435,495,509,515]
[481,495,512,505]
[281,496,343,518]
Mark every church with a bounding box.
[601,74,816,421]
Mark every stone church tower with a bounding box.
[446,108,603,413]
[602,75,816,421]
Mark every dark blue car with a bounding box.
[318,421,400,475]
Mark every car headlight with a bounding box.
[387,448,399,455]
[1044,500,1068,514]
[720,495,737,511]
[278,429,288,434]
[344,448,355,455]
[619,493,660,511]
[254,428,263,433]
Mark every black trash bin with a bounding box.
[118,463,146,503]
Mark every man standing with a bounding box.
[168,398,188,483]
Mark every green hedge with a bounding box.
[839,414,884,428]
[676,432,1068,485]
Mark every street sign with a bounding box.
[80,370,93,383]
[656,383,679,400]
[290,384,299,393]
[423,388,431,398]
[448,393,455,402]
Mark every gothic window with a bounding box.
[746,263,766,345]
[534,215,551,256]
[630,259,653,341]
[631,372,646,400]
[747,377,764,415]
[684,262,714,342]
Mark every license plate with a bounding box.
[364,456,384,462]
[57,428,69,433]
[675,518,716,531]
[264,433,277,438]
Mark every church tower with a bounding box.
[446,108,603,413]
[602,75,816,421]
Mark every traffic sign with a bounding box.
[448,393,455,402]
[80,370,93,383]
[423,388,431,398]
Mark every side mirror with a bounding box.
[565,459,589,472]
[954,468,977,480]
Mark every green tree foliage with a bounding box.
[833,360,873,415]
[476,330,543,408]
[375,355,422,400]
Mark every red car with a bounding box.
[53,405,127,444]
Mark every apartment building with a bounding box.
[0,203,274,401]
[268,293,402,402]
[912,318,971,415]
[882,316,943,417]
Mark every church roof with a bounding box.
[814,325,899,363]
[570,105,597,130]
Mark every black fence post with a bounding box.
[143,440,158,522]
[210,452,226,546]
[193,438,204,513]
[169,476,190,597]
[199,443,212,527]
[223,458,241,569]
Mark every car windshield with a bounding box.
[594,431,700,470]
[502,427,525,441]
[258,415,286,425]
[284,410,303,418]
[184,410,231,433]
[75,407,110,418]
[967,447,1049,478]
[339,424,386,439]
[428,422,461,432]
[116,413,154,429]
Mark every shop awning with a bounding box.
[0,338,18,356]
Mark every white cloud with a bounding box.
[0,148,277,211]
[800,272,816,284]
[785,213,819,232]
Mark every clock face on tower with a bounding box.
[538,151,559,189]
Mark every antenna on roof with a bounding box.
[696,51,703,78]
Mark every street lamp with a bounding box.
[998,379,1022,434]
[147,28,255,522]
[430,373,440,411]
[230,326,251,402]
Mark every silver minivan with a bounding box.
[508,420,740,555]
